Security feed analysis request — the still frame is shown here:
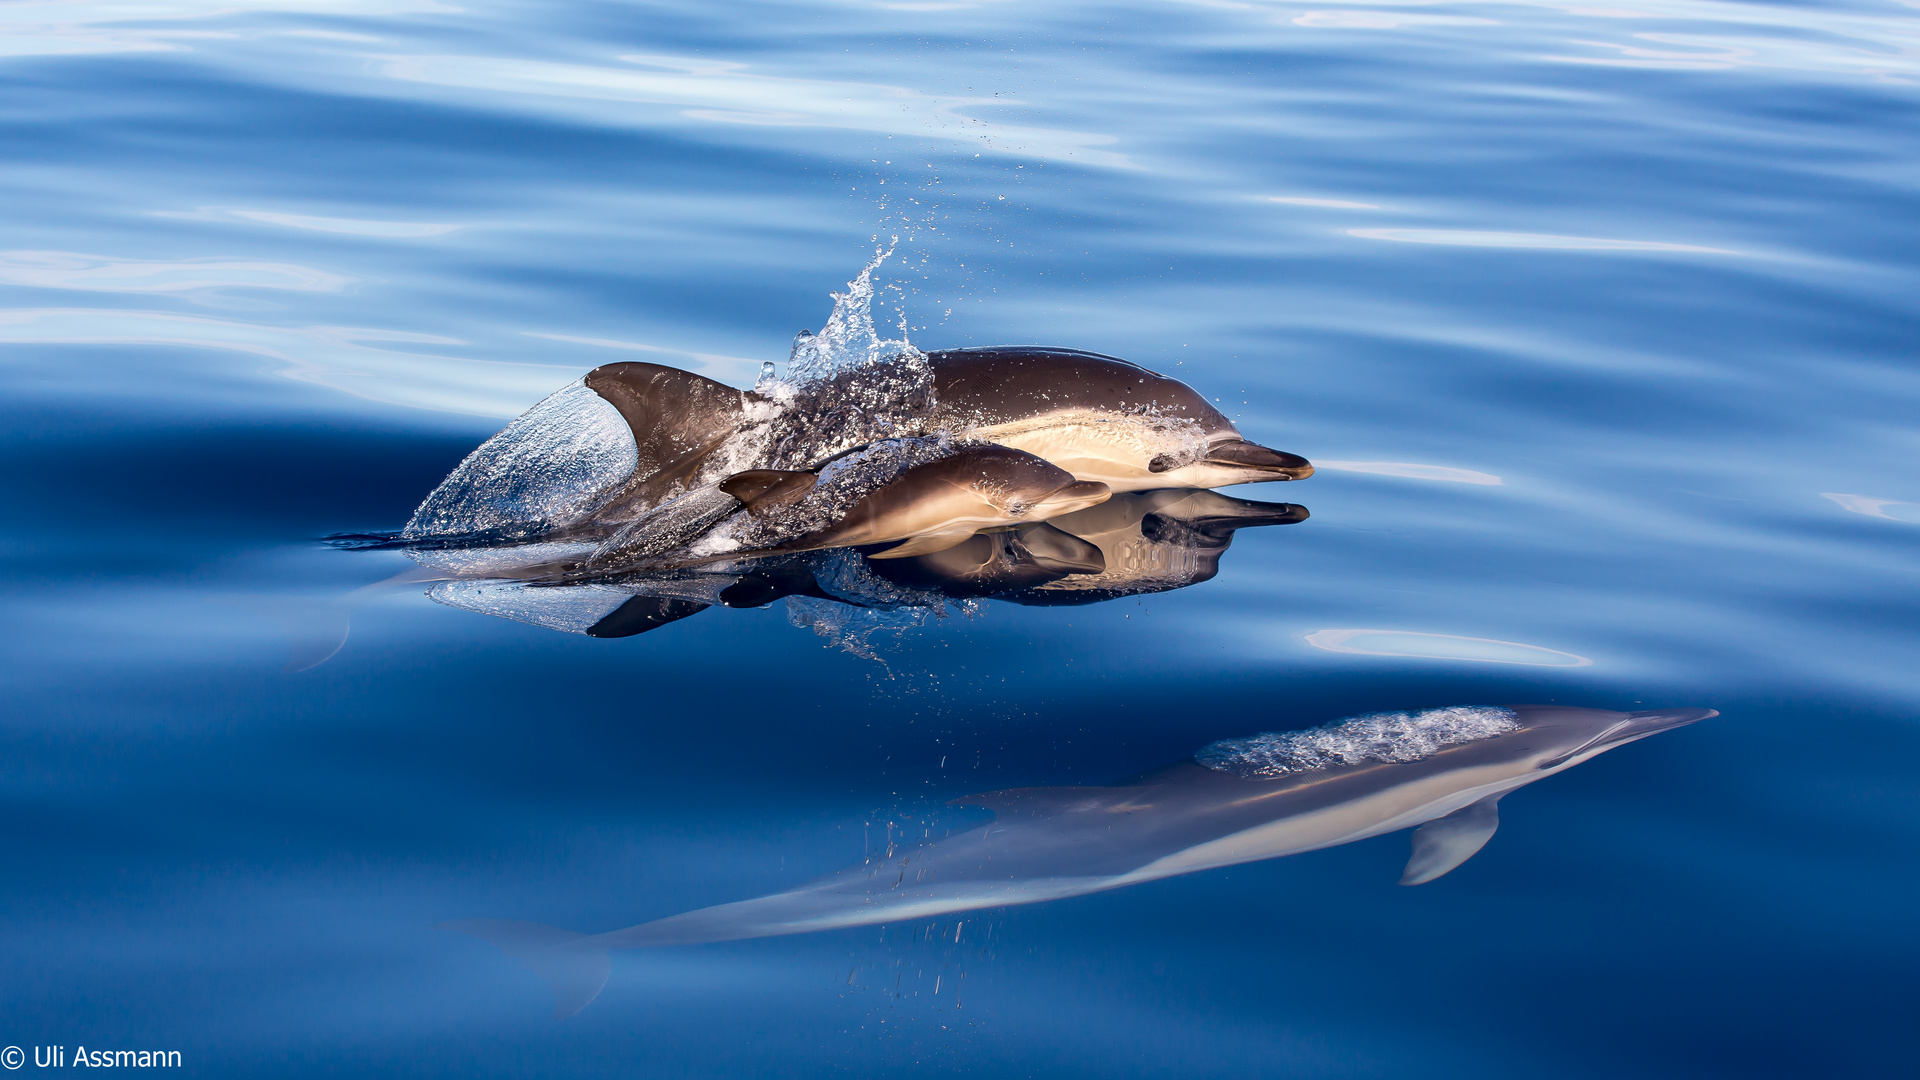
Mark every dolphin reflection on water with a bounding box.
[409,488,1306,641]
[449,703,1712,1016]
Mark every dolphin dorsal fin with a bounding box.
[949,785,1132,818]
[719,469,818,514]
[584,362,746,458]
[1400,794,1502,886]
[582,363,749,519]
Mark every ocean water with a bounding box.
[3,0,1918,1075]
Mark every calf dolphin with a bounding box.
[588,438,1111,570]
[448,703,1711,1016]
[404,348,1311,544]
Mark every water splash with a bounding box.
[784,240,921,383]
[784,547,958,659]
[1197,706,1521,779]
[786,593,946,661]
[402,378,638,542]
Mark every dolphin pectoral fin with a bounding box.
[1009,523,1105,574]
[1400,795,1502,886]
[868,527,982,559]
[441,919,612,1019]
[719,564,835,608]
[719,469,818,514]
[585,595,709,638]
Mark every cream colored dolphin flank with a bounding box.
[924,347,1313,492]
[446,704,1711,1017]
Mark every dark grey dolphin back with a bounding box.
[582,362,751,522]
[925,347,1241,436]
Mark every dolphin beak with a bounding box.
[1534,707,1715,771]
[1203,440,1314,481]
[1621,707,1718,736]
[1032,481,1112,518]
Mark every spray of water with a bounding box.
[784,239,922,384]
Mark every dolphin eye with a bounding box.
[1004,499,1032,516]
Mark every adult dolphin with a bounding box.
[404,348,1311,542]
[447,703,1711,1016]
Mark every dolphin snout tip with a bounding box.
[1205,440,1314,481]
[1625,707,1718,732]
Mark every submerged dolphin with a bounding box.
[448,703,1711,1016]
[404,348,1311,543]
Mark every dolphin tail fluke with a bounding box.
[442,919,611,1018]
[1400,794,1502,885]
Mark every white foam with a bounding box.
[1196,706,1521,779]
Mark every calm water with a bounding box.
[4,0,1918,1075]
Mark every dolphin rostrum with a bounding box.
[403,348,1311,544]
[447,703,1711,1016]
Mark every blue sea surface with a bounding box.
[3,0,1918,1075]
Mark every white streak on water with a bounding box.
[1822,493,1920,523]
[154,207,463,237]
[1291,11,1500,27]
[0,307,567,416]
[1305,629,1594,667]
[227,210,463,237]
[1268,196,1382,209]
[369,53,1129,167]
[1347,229,1741,253]
[1314,461,1503,484]
[0,251,351,293]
